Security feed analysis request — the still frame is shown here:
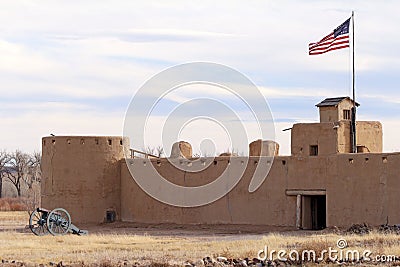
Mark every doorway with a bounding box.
[301,195,326,230]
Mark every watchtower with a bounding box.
[316,96,359,123]
[291,97,382,156]
[41,136,129,223]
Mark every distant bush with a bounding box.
[0,198,28,211]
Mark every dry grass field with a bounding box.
[0,211,400,266]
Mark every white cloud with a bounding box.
[259,86,334,99]
[382,119,400,152]
[0,110,124,153]
[0,40,61,75]
[360,93,400,105]
[0,101,90,111]
[0,0,399,153]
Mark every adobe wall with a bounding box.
[291,123,337,156]
[319,98,354,123]
[337,121,382,153]
[41,136,127,223]
[40,136,399,227]
[292,121,382,156]
[249,140,279,156]
[325,153,400,226]
[121,156,296,226]
[337,99,354,121]
[319,106,338,123]
[120,153,400,227]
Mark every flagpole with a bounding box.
[351,10,357,153]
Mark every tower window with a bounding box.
[343,109,351,120]
[310,145,318,156]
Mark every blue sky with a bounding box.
[1,0,400,155]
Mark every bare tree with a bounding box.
[27,151,41,186]
[156,145,164,158]
[24,151,41,211]
[144,145,164,158]
[0,151,9,198]
[145,146,155,156]
[5,150,30,197]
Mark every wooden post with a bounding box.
[296,194,301,229]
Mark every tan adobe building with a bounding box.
[292,97,381,156]
[41,97,397,230]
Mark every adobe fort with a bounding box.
[41,97,398,230]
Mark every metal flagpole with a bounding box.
[351,11,357,153]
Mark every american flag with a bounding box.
[309,18,351,55]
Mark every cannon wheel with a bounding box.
[29,209,49,236]
[46,208,71,236]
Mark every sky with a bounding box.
[1,0,400,155]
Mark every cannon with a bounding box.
[29,207,88,236]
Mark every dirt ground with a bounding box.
[0,211,322,240]
[1,212,399,267]
[0,211,319,266]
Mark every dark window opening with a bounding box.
[108,139,112,145]
[310,145,318,156]
[343,109,351,120]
